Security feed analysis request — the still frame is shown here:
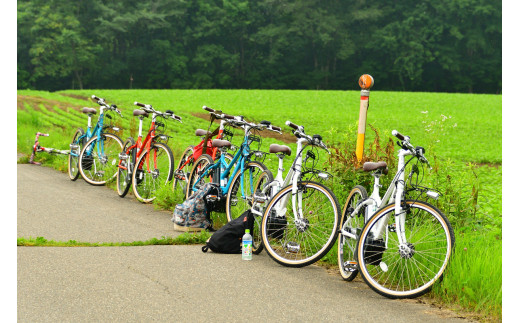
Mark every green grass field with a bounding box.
[17,89,502,320]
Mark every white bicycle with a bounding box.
[338,130,454,298]
[255,121,340,267]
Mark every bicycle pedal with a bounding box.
[253,192,267,204]
[206,195,218,202]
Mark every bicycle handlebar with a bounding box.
[203,106,215,113]
[287,120,329,153]
[286,121,299,130]
[393,129,431,168]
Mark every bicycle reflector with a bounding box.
[358,74,374,90]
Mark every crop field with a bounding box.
[17,89,502,320]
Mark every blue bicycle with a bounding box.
[72,95,124,185]
[186,114,281,221]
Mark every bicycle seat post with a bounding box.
[138,116,144,138]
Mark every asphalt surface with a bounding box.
[17,164,470,322]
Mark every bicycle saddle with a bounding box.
[195,129,212,137]
[269,144,292,156]
[82,107,97,115]
[363,161,388,175]
[212,139,232,148]
[133,109,149,117]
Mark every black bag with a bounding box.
[201,210,254,254]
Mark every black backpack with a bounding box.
[201,210,254,254]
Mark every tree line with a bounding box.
[17,0,502,93]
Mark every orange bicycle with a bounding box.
[116,101,182,203]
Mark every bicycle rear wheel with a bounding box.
[116,138,136,197]
[357,200,454,299]
[172,145,194,197]
[132,142,174,203]
[68,128,85,181]
[338,185,368,281]
[260,181,340,267]
[78,133,123,185]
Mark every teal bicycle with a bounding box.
[75,95,124,185]
[186,114,281,220]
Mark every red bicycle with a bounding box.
[29,132,69,165]
[172,106,236,197]
[116,101,182,203]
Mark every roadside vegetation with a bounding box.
[17,89,501,321]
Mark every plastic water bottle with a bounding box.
[242,229,253,260]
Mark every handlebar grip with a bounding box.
[203,106,215,112]
[271,126,282,131]
[134,102,146,107]
[392,130,406,141]
[223,114,235,120]
[91,95,101,101]
[285,121,299,130]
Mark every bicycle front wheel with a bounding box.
[260,181,340,267]
[338,185,368,281]
[226,162,272,254]
[68,127,85,181]
[78,133,123,185]
[116,138,136,197]
[172,145,194,197]
[357,200,454,299]
[132,142,174,203]
[185,154,214,199]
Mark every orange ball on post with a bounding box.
[358,74,374,90]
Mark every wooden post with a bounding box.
[356,74,374,162]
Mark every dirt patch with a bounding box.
[58,93,90,101]
[17,95,87,112]
[191,112,295,144]
[472,162,501,169]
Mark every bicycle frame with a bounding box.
[255,137,313,221]
[79,110,108,159]
[118,112,164,174]
[176,118,230,175]
[340,147,414,245]
[191,127,254,197]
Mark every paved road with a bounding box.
[17,164,470,322]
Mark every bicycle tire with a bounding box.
[116,137,136,197]
[260,181,340,267]
[185,154,214,199]
[338,185,368,281]
[172,145,195,197]
[226,162,272,254]
[131,142,174,203]
[68,127,85,181]
[356,200,455,299]
[78,133,123,186]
